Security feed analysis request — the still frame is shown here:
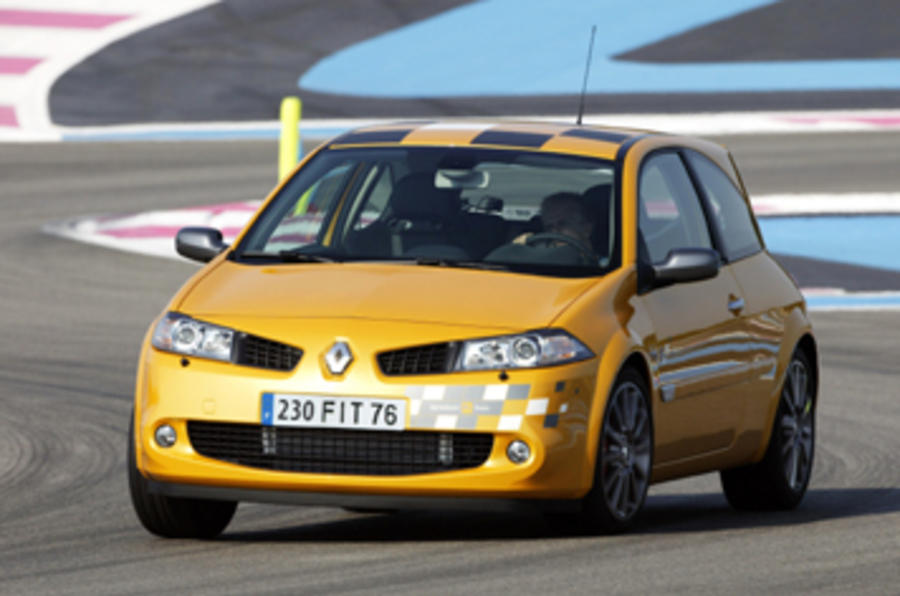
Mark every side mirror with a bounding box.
[175,227,229,263]
[652,248,720,288]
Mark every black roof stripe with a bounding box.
[332,129,413,144]
[471,130,553,148]
[561,128,630,143]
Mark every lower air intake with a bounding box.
[187,421,493,476]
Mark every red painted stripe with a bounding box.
[851,117,900,127]
[99,226,244,239]
[0,56,42,74]
[781,115,900,128]
[181,201,261,213]
[0,105,18,127]
[0,9,130,29]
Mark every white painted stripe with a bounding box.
[0,73,29,97]
[483,384,509,401]
[410,400,421,416]
[525,398,548,416]
[751,193,900,216]
[8,108,895,143]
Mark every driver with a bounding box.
[515,192,594,249]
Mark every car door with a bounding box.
[637,151,752,464]
[683,149,787,442]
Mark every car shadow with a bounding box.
[632,486,899,534]
[219,487,899,543]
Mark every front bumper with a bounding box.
[134,318,604,502]
[147,479,583,514]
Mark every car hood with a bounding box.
[177,260,601,330]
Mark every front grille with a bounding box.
[235,334,302,371]
[377,342,457,375]
[187,421,493,476]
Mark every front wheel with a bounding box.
[581,368,653,533]
[720,349,816,510]
[128,414,237,538]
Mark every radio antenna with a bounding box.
[576,25,597,125]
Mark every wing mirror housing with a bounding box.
[651,248,720,289]
[175,227,229,263]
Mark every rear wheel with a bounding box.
[581,368,653,533]
[721,349,815,510]
[128,415,237,538]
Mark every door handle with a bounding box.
[728,296,745,314]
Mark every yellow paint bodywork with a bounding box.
[133,121,815,504]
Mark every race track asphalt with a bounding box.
[0,133,898,594]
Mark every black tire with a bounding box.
[721,349,816,511]
[128,414,237,538]
[341,507,396,514]
[581,367,653,533]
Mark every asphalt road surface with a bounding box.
[1,133,898,594]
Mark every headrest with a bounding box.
[582,184,611,221]
[390,172,460,219]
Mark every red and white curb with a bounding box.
[0,0,215,141]
[43,200,260,260]
[749,193,900,217]
[43,191,900,261]
[42,192,900,311]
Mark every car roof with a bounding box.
[326,120,660,161]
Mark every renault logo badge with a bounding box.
[324,341,353,375]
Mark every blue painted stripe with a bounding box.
[805,293,900,311]
[298,0,900,97]
[758,216,900,272]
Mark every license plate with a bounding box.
[261,393,406,431]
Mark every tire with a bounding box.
[721,349,815,511]
[581,367,653,533]
[341,507,396,515]
[128,414,237,538]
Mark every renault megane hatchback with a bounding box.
[129,122,817,538]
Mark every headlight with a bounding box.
[454,329,593,371]
[151,312,235,362]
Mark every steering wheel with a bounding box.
[525,232,596,265]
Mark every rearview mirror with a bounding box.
[175,227,229,263]
[652,248,720,288]
[435,169,489,189]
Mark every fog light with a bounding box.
[506,439,531,464]
[155,424,177,448]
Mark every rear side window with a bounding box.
[639,152,713,264]
[686,150,762,261]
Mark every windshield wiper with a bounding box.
[413,257,508,271]
[238,250,339,263]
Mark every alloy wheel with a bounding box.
[600,381,652,520]
[781,359,814,491]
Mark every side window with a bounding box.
[685,150,762,261]
[638,152,713,264]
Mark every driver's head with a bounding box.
[540,192,593,246]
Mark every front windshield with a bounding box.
[235,146,617,277]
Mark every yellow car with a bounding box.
[129,121,817,538]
